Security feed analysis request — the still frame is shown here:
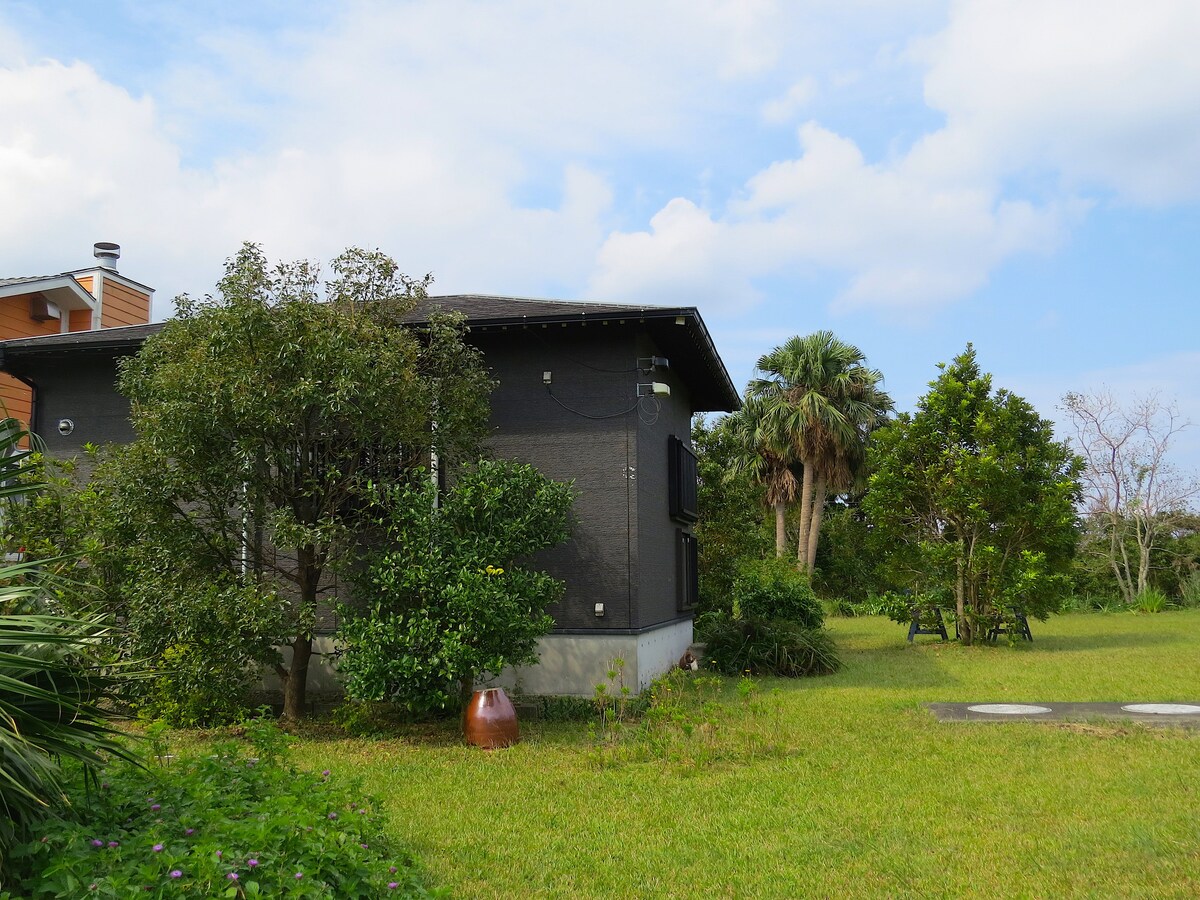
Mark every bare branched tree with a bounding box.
[1063,389,1200,602]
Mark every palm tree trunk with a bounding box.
[774,501,787,557]
[806,474,828,572]
[796,462,814,570]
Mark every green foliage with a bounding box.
[691,415,771,611]
[812,500,895,605]
[587,667,788,768]
[746,331,893,569]
[864,345,1083,644]
[729,557,824,628]
[1133,587,1168,614]
[700,616,841,677]
[3,721,435,897]
[336,460,574,714]
[1179,573,1200,609]
[69,244,492,718]
[0,614,138,874]
[0,416,140,876]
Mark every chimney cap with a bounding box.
[93,242,120,271]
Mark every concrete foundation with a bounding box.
[485,618,694,696]
[259,618,694,700]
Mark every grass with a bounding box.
[286,611,1200,898]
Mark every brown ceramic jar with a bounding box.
[463,687,520,749]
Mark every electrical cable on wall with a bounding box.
[637,396,661,426]
[545,386,639,420]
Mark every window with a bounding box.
[668,435,699,523]
[677,529,698,612]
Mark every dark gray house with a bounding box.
[0,295,739,694]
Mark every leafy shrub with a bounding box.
[123,575,284,726]
[0,613,136,871]
[4,718,435,897]
[730,558,823,628]
[702,616,840,677]
[337,460,574,715]
[1134,587,1168,614]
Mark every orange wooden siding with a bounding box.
[99,280,150,328]
[0,294,62,432]
[0,374,32,429]
[69,309,92,331]
[0,296,64,341]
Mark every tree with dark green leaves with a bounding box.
[692,414,772,609]
[112,244,493,719]
[747,332,892,571]
[864,345,1083,644]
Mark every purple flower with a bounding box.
[150,804,161,812]
[360,843,368,850]
[295,873,304,880]
[388,883,399,890]
[248,859,258,868]
[169,870,182,879]
[108,841,119,848]
[153,843,163,853]
[227,873,239,881]
[184,828,194,836]
[216,850,222,858]
[101,783,109,790]
[328,812,338,820]
[321,769,330,777]
[91,839,103,847]
[389,867,397,874]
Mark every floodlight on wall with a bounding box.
[636,382,670,398]
[637,356,669,373]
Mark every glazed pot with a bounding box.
[463,687,520,749]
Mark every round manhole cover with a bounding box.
[966,704,1052,715]
[1121,703,1200,715]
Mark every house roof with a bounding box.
[0,274,98,311]
[0,295,740,411]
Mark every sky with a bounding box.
[2,0,1198,467]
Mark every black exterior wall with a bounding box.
[470,322,702,633]
[0,299,737,641]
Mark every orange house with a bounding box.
[0,243,153,433]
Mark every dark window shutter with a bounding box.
[677,529,698,611]
[668,435,699,523]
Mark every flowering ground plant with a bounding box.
[2,717,437,898]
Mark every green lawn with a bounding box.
[291,612,1200,898]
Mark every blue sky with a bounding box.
[2,0,1198,466]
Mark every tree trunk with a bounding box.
[774,501,788,558]
[805,475,828,572]
[282,544,320,720]
[282,635,312,720]
[955,550,971,646]
[796,461,814,571]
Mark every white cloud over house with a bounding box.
[0,0,1198,322]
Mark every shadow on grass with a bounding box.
[832,640,962,691]
[1031,628,1189,652]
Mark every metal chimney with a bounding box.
[93,242,120,271]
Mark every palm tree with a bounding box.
[748,332,892,572]
[726,397,799,557]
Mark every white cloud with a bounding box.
[760,78,818,124]
[591,122,1075,313]
[911,0,1200,204]
[1,0,1200,322]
